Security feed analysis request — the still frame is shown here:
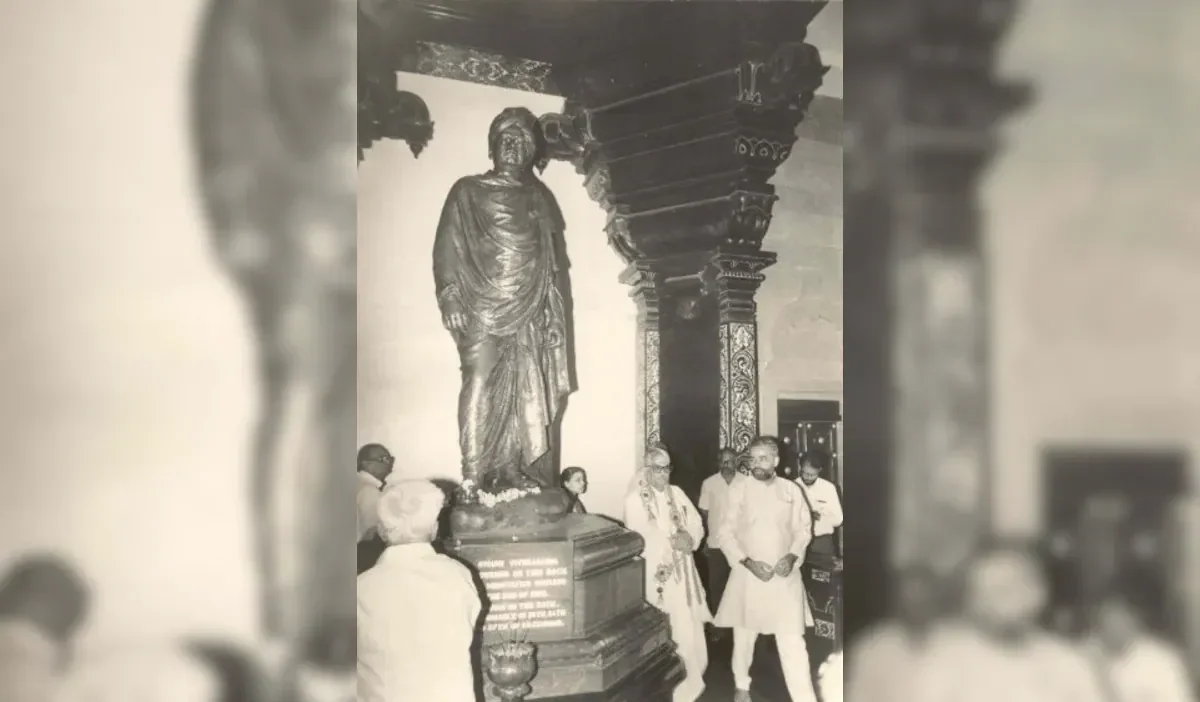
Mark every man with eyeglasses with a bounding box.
[357,443,394,544]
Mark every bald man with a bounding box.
[357,480,481,702]
[357,443,394,543]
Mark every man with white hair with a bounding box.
[357,479,481,702]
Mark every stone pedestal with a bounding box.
[445,514,684,701]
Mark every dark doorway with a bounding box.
[778,398,842,487]
[1042,446,1190,641]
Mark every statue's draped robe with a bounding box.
[433,173,571,488]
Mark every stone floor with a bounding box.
[699,631,816,702]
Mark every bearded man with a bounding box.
[715,435,818,702]
[432,106,572,493]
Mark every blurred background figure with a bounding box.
[192,0,357,696]
[1083,584,1196,702]
[561,466,589,514]
[0,554,90,701]
[846,565,942,702]
[918,544,1108,702]
[818,645,843,702]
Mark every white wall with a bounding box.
[988,0,1200,663]
[988,0,1200,534]
[357,74,636,519]
[758,133,844,436]
[0,0,258,647]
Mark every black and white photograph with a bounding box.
[2,1,1199,701]
[357,1,842,700]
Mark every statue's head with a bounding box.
[487,107,541,173]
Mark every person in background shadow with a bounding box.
[795,450,842,559]
[357,480,481,702]
[1082,583,1196,702]
[561,466,588,514]
[917,543,1108,702]
[356,443,393,574]
[698,448,740,636]
[0,554,89,701]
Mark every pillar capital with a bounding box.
[357,71,433,163]
[712,249,777,325]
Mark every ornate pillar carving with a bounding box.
[623,264,663,453]
[715,250,776,452]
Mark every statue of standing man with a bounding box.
[433,107,573,494]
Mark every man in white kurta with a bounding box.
[357,480,481,702]
[625,447,712,702]
[715,436,817,702]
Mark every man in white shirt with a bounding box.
[698,448,740,618]
[356,443,394,543]
[1084,586,1196,702]
[357,479,482,702]
[795,450,842,558]
[715,436,817,702]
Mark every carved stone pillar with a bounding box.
[715,251,776,452]
[625,264,663,454]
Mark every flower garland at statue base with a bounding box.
[458,478,542,508]
[639,478,702,609]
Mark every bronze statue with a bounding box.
[433,107,573,493]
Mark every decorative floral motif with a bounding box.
[718,326,729,449]
[734,135,792,163]
[720,322,759,451]
[413,42,555,94]
[644,330,661,447]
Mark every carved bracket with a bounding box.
[358,73,433,163]
[737,41,830,115]
[726,190,779,248]
[535,104,590,173]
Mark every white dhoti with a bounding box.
[625,482,712,702]
[715,477,817,702]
